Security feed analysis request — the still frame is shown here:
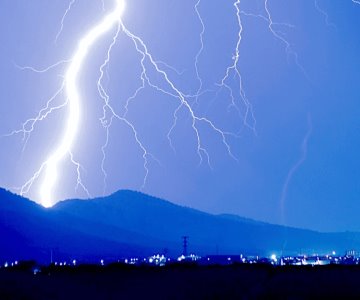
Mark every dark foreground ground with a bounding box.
[1,264,360,299]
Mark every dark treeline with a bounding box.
[2,263,360,299]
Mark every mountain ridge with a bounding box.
[1,188,359,263]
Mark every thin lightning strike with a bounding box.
[69,152,90,196]
[216,0,256,134]
[314,0,337,30]
[194,0,205,105]
[154,61,186,77]
[97,21,122,195]
[96,13,164,194]
[4,83,67,152]
[119,24,237,166]
[239,10,295,30]
[55,0,77,44]
[280,114,312,225]
[14,59,72,73]
[264,0,308,77]
[96,20,157,194]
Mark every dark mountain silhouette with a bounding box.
[0,188,359,263]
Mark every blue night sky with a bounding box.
[0,0,359,232]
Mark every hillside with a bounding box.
[0,188,359,262]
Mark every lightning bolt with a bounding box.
[39,0,125,206]
[8,0,125,207]
[8,0,240,206]
[7,0,356,207]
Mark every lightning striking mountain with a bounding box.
[8,0,126,207]
[4,0,356,208]
[6,0,242,206]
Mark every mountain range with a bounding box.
[0,188,359,263]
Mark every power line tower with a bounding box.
[182,236,189,257]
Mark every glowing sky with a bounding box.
[1,0,360,231]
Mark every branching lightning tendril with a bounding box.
[314,0,337,30]
[55,0,77,44]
